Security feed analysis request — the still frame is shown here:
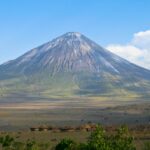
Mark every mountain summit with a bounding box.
[0,32,150,97]
[0,32,123,74]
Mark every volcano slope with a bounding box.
[0,32,150,99]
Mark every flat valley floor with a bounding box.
[0,96,149,131]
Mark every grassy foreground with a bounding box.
[0,125,150,150]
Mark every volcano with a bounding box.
[0,32,150,98]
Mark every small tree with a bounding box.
[109,125,136,150]
[88,125,110,150]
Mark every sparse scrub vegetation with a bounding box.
[55,125,136,150]
[0,137,50,150]
[1,125,148,150]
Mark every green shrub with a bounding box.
[55,139,77,150]
[0,135,14,148]
[143,142,150,150]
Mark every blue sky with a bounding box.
[0,0,150,68]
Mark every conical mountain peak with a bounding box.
[1,32,148,75]
[0,32,150,97]
[63,32,82,37]
[53,32,92,47]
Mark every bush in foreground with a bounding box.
[55,125,136,150]
[0,135,14,148]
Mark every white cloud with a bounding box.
[132,30,150,49]
[106,30,150,70]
